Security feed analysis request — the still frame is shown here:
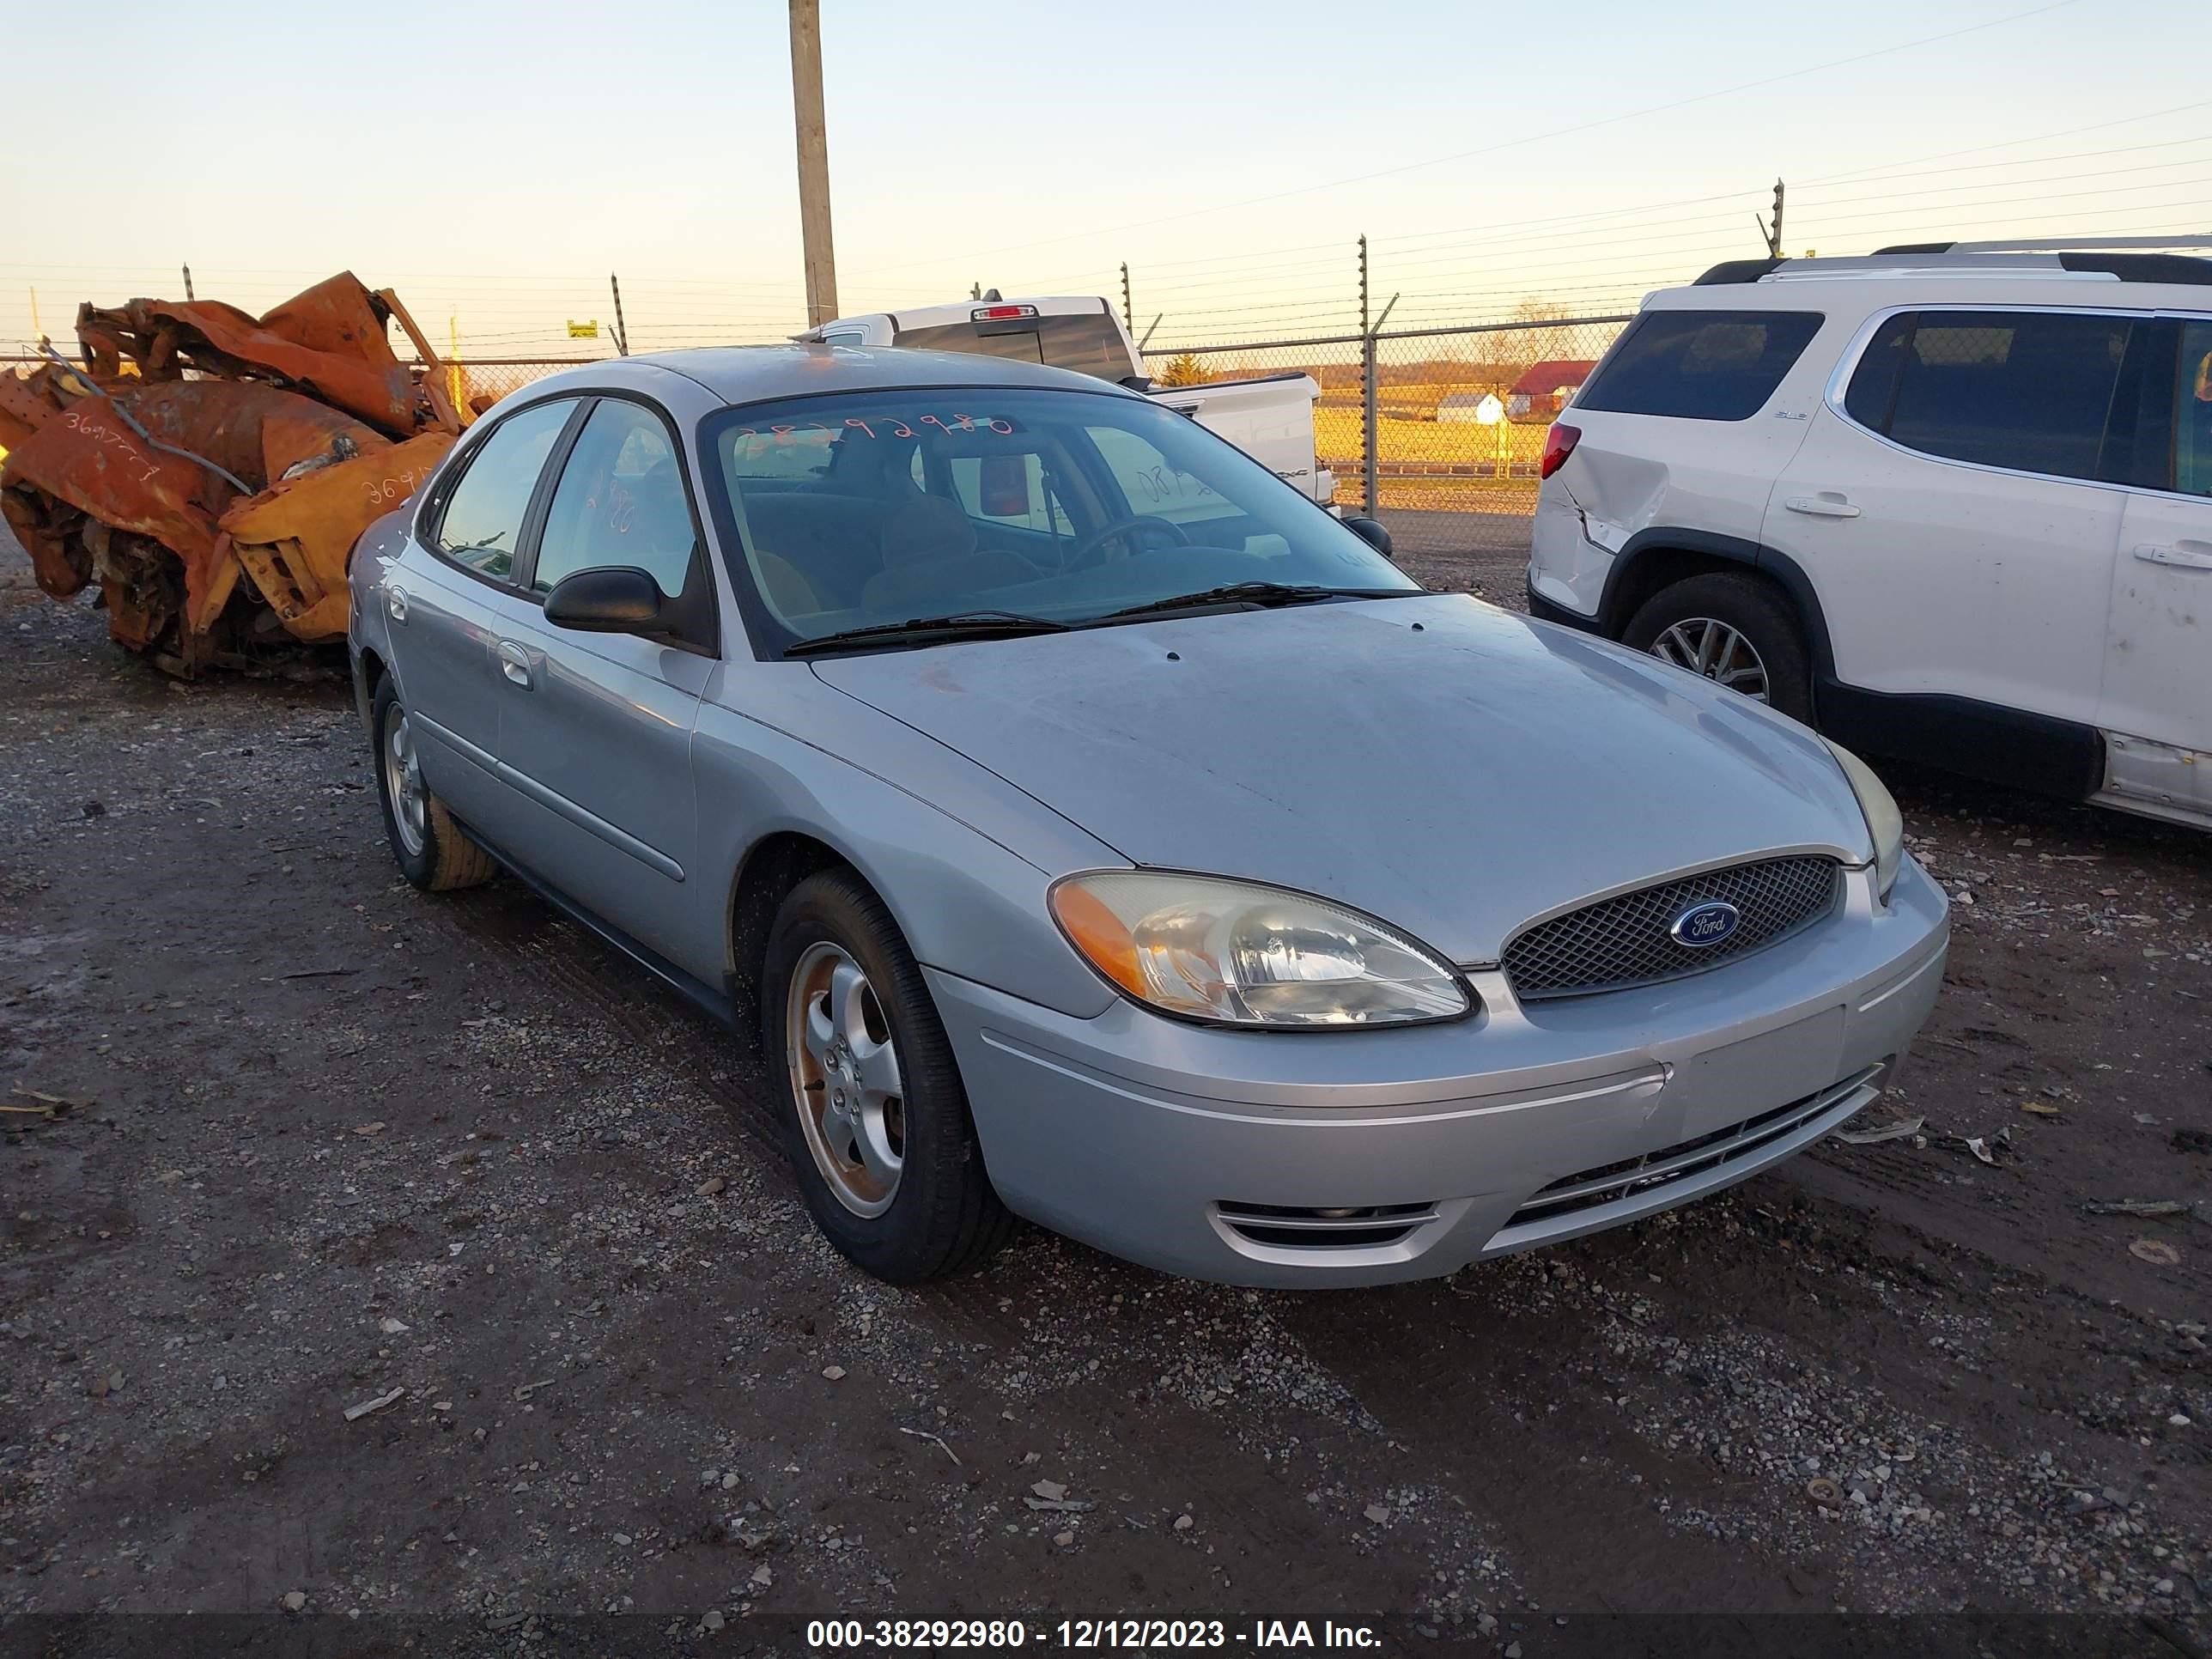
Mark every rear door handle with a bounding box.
[2134,541,2212,570]
[1784,495,1861,519]
[497,641,532,688]
[386,584,408,624]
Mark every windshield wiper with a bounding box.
[785,611,1072,657]
[1096,581,1414,623]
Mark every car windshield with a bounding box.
[701,386,1415,652]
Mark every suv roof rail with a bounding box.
[1890,234,2212,252]
[1692,238,2212,289]
[1692,257,1784,286]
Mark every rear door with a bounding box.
[1766,307,2135,738]
[2100,316,2212,818]
[387,397,581,836]
[484,395,717,973]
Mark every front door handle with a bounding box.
[497,641,532,688]
[386,584,408,624]
[1784,495,1862,519]
[2134,541,2212,571]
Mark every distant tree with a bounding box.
[1156,352,1212,387]
[1501,296,1578,372]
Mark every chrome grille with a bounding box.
[1502,856,1840,1000]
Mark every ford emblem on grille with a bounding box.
[1669,899,1741,948]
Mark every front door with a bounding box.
[489,396,717,975]
[2100,316,2212,820]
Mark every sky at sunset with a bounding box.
[6,0,2206,358]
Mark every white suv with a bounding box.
[1528,238,2212,832]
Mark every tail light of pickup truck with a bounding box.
[1540,422,1582,479]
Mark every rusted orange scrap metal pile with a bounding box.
[0,274,471,675]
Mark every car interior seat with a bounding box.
[860,495,1036,614]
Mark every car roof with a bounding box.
[518,343,1141,408]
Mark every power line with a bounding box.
[845,0,2081,273]
[1797,96,2212,185]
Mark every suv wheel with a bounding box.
[762,870,1014,1283]
[1623,573,1813,722]
[372,678,497,891]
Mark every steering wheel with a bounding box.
[1068,514,1191,572]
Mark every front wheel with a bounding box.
[1622,572,1814,723]
[761,871,1014,1283]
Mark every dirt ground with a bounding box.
[2,525,2208,1657]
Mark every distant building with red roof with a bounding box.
[1506,359,1598,418]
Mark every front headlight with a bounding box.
[1824,740,1904,902]
[1049,872,1471,1028]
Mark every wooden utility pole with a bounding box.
[788,0,840,325]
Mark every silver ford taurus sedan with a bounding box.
[348,346,1948,1286]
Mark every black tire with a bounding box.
[371,678,497,892]
[1622,571,1814,724]
[761,870,1014,1283]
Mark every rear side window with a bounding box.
[1841,309,2135,484]
[893,311,1132,381]
[434,399,576,577]
[1576,309,1823,421]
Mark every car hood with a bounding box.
[809,594,1872,963]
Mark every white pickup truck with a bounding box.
[797,295,1339,511]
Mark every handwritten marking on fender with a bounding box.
[364,460,441,507]
[59,410,161,486]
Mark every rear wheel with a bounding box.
[372,678,496,891]
[1623,572,1814,723]
[762,870,1013,1283]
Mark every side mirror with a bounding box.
[1344,516,1395,560]
[543,567,665,635]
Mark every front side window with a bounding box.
[1085,425,1243,527]
[532,399,698,598]
[702,388,1414,650]
[1576,309,1824,421]
[1841,309,2135,484]
[2177,320,2212,498]
[434,398,576,576]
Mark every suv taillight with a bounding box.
[1540,422,1582,480]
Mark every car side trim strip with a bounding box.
[410,710,501,775]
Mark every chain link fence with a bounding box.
[1,353,596,415]
[417,356,602,412]
[1141,314,1631,581]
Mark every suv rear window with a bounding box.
[1841,309,2137,485]
[1576,309,1823,421]
[893,311,1132,381]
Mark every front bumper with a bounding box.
[934,860,1948,1286]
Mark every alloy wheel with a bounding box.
[1650,617,1771,702]
[786,942,906,1217]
